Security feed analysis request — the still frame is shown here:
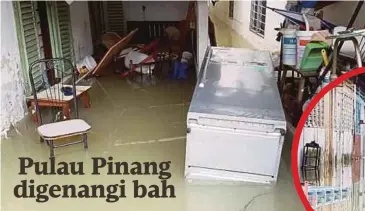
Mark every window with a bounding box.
[13,1,43,94]
[229,1,234,19]
[13,1,74,94]
[250,0,266,37]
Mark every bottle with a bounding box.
[322,71,330,89]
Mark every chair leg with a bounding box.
[40,136,44,143]
[62,104,70,120]
[83,134,88,149]
[83,92,91,108]
[49,140,55,158]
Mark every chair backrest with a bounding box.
[28,58,78,125]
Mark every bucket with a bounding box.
[282,29,297,66]
[181,51,193,64]
[76,56,97,73]
[296,30,315,68]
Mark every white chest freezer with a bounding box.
[185,47,286,185]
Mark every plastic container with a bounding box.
[282,29,297,66]
[76,56,97,73]
[296,30,315,68]
[301,0,317,8]
[124,50,155,74]
[172,61,188,80]
[299,42,329,72]
[325,188,334,205]
[307,190,317,208]
[322,71,330,88]
[181,51,193,64]
[316,189,326,206]
[333,188,341,201]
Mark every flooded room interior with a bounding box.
[1,1,364,211]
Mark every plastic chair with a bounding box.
[328,30,363,80]
[28,58,91,157]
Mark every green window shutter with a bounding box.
[56,1,74,64]
[47,1,74,73]
[105,1,125,35]
[13,1,43,95]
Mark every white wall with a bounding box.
[123,1,188,21]
[70,1,93,62]
[0,1,27,137]
[197,1,209,76]
[210,1,285,52]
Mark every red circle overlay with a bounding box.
[291,67,365,211]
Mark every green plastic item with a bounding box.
[299,42,329,72]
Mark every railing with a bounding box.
[126,21,180,44]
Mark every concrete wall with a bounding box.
[123,1,188,21]
[0,1,27,137]
[321,1,365,29]
[210,1,364,52]
[0,1,94,136]
[209,1,285,52]
[70,1,93,62]
[197,1,209,76]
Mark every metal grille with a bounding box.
[305,81,356,130]
[250,0,266,37]
[333,82,355,131]
[305,97,325,128]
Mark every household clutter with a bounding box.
[270,1,364,209]
[25,1,364,190]
[273,1,365,126]
[27,2,197,158]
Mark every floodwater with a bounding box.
[0,15,304,211]
[1,66,303,211]
[209,14,255,49]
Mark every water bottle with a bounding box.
[322,71,330,89]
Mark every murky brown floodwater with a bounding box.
[1,65,303,211]
[209,14,255,49]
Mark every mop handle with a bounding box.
[321,49,329,67]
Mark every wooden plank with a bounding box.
[92,29,137,75]
[76,29,137,84]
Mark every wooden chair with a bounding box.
[28,58,91,157]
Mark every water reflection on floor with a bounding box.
[209,14,255,49]
[1,69,303,211]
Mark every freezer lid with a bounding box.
[189,47,285,123]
